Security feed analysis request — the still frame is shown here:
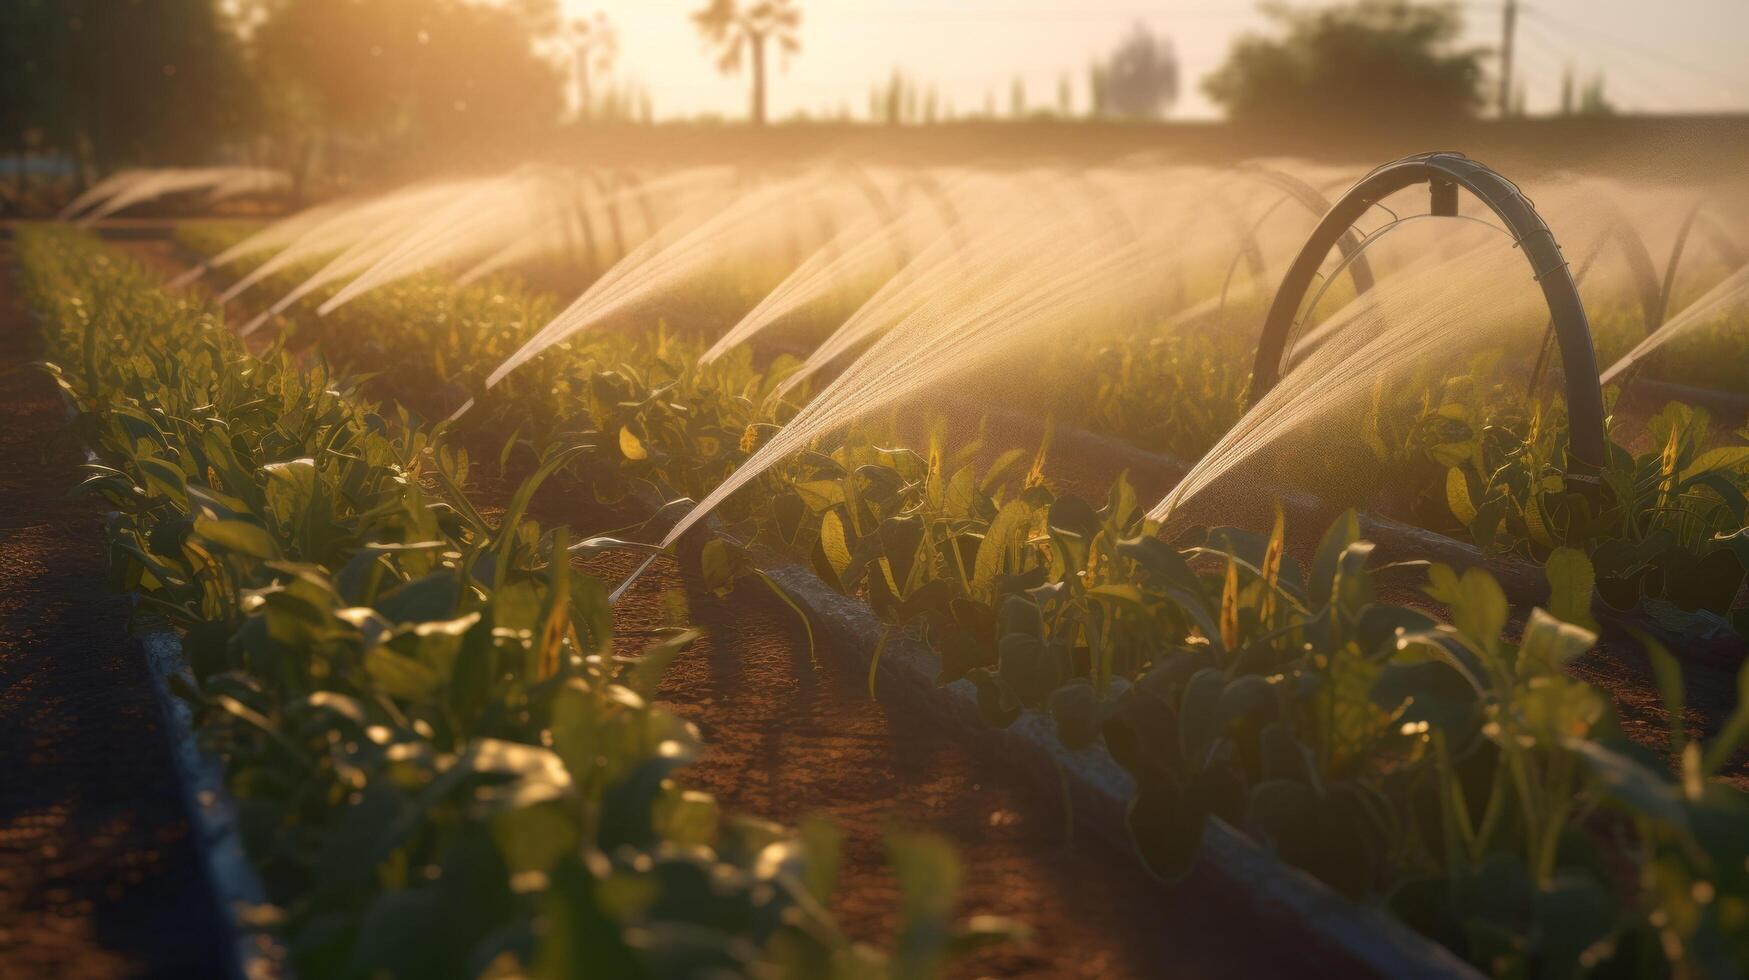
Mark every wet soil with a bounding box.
[0,242,230,976]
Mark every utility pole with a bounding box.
[1499,0,1518,118]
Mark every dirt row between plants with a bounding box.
[113,236,1341,976]
[0,243,231,976]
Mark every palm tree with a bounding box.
[692,0,801,126]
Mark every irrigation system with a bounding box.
[1247,151,1609,493]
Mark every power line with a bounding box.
[1523,7,1749,94]
[1512,20,1656,111]
[1516,16,1682,112]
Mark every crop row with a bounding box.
[176,220,1749,639]
[165,222,1749,975]
[17,226,1020,979]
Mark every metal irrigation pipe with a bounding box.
[1525,205,1662,399]
[1239,163,1378,296]
[1247,152,1608,493]
[622,168,661,245]
[1658,200,1747,332]
[896,172,971,260]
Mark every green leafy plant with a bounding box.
[22,226,1020,979]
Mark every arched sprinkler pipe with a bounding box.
[1240,164,1378,294]
[563,171,601,277]
[1216,165,1380,317]
[619,168,664,245]
[896,172,971,262]
[1658,200,1747,330]
[1594,201,1746,394]
[1525,206,1663,396]
[832,161,910,268]
[1248,152,1608,494]
[1069,167,1141,246]
[586,170,629,260]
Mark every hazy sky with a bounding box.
[559,0,1749,121]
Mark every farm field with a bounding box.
[4,140,1747,979]
[5,1,1749,978]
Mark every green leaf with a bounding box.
[193,515,279,560]
[533,856,645,980]
[1680,445,1749,483]
[888,832,963,980]
[1177,668,1229,764]
[1702,660,1749,777]
[1568,739,1690,830]
[1310,510,1361,608]
[365,645,441,701]
[972,499,1032,592]
[1371,659,1478,731]
[1126,763,1204,881]
[1516,608,1596,677]
[997,633,1065,708]
[1640,631,1687,759]
[1047,679,1101,749]
[376,570,461,624]
[1543,547,1597,632]
[1424,564,1507,656]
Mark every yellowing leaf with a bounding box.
[1445,468,1477,525]
[972,499,1033,592]
[820,509,852,578]
[1524,493,1553,548]
[618,425,647,460]
[794,479,845,512]
[1260,504,1285,624]
[1220,558,1240,651]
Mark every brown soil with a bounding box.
[0,242,230,975]
[422,462,1323,979]
[585,543,1334,979]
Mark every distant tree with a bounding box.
[1088,61,1110,118]
[692,0,801,126]
[253,0,562,156]
[1058,73,1074,116]
[560,12,619,121]
[1204,1,1483,122]
[1104,23,1179,119]
[1577,74,1613,117]
[1010,77,1027,117]
[1,0,253,179]
[878,69,905,125]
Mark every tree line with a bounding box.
[2,0,1540,189]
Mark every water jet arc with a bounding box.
[1237,163,1376,297]
[1248,152,1607,490]
[1658,200,1747,330]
